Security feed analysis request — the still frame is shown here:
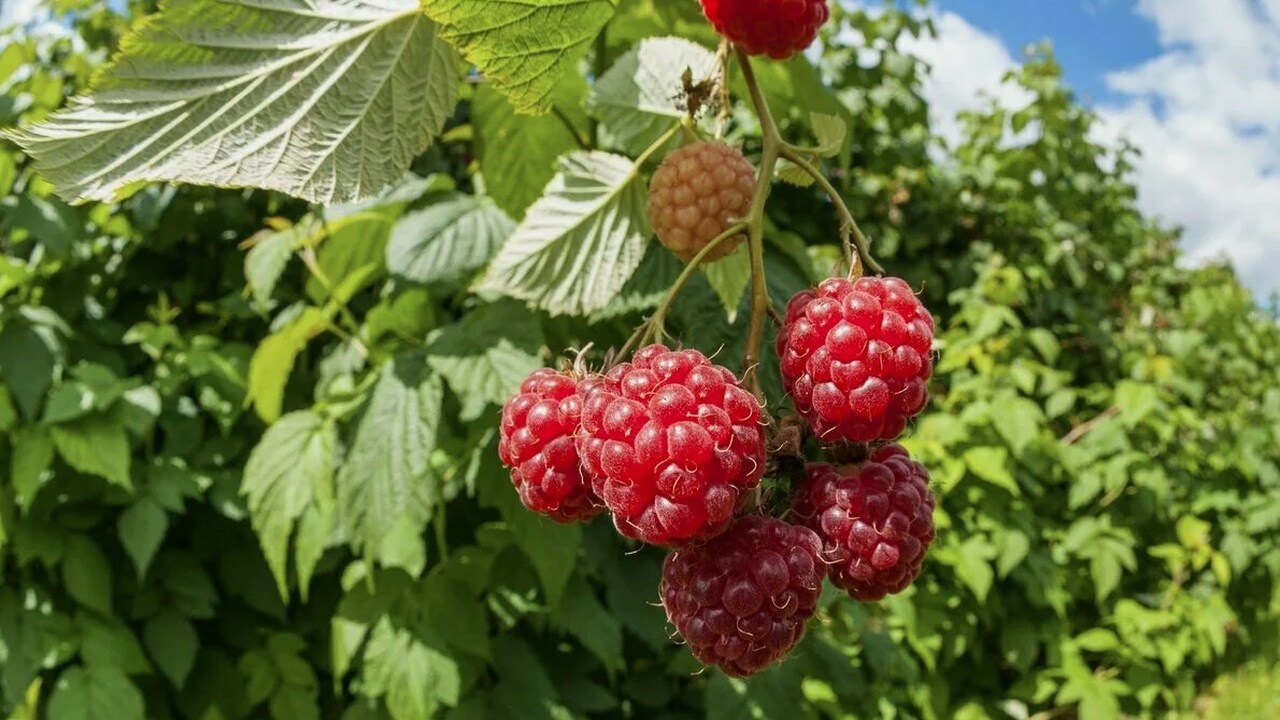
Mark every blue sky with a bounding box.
[898,0,1280,300]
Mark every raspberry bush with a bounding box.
[1,1,1277,718]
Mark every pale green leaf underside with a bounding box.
[478,151,650,317]
[423,0,616,114]
[4,0,459,205]
[588,36,718,155]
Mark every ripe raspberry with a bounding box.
[661,515,824,676]
[577,344,765,546]
[793,444,936,601]
[700,0,830,59]
[776,276,934,443]
[647,141,754,263]
[498,369,603,523]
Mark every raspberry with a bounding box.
[793,444,936,601]
[700,0,830,59]
[647,141,754,263]
[577,344,765,546]
[498,369,603,523]
[661,515,824,676]
[776,276,934,443]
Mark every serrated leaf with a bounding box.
[475,76,587,219]
[550,574,623,673]
[243,411,336,599]
[117,498,168,580]
[144,609,199,689]
[337,353,442,569]
[47,666,145,720]
[478,151,650,316]
[247,307,329,424]
[701,243,751,321]
[425,300,543,419]
[424,0,615,114]
[775,158,817,187]
[63,535,114,616]
[809,112,847,157]
[362,618,460,720]
[50,414,132,490]
[507,510,580,607]
[11,425,54,512]
[78,615,151,675]
[587,36,717,154]
[388,194,514,285]
[245,225,303,312]
[5,0,459,205]
[991,396,1043,455]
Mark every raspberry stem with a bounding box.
[778,146,885,276]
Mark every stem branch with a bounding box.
[779,146,885,275]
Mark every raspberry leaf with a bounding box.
[336,353,443,571]
[388,194,515,286]
[424,0,617,114]
[46,666,145,720]
[588,36,718,155]
[426,300,544,420]
[4,0,459,205]
[478,151,651,317]
[701,243,753,321]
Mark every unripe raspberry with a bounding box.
[776,276,934,443]
[793,444,936,601]
[577,344,765,546]
[700,0,830,59]
[498,369,603,523]
[661,515,825,676]
[647,141,754,263]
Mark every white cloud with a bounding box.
[0,0,45,28]
[1095,0,1280,297]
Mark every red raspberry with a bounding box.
[776,276,934,443]
[577,344,765,546]
[699,0,830,59]
[498,369,603,523]
[793,444,936,601]
[661,515,824,676]
[647,141,754,263]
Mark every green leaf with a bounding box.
[245,225,302,312]
[421,574,491,660]
[362,618,461,720]
[62,535,114,616]
[1115,381,1159,427]
[808,112,847,157]
[550,574,623,673]
[478,151,651,316]
[11,425,54,511]
[304,210,395,304]
[5,0,460,204]
[78,615,151,676]
[247,307,329,424]
[996,530,1030,578]
[701,244,752,321]
[475,76,588,219]
[587,36,718,155]
[0,317,61,420]
[0,384,15,431]
[144,609,199,688]
[243,411,336,599]
[117,498,168,580]
[424,0,616,114]
[507,511,581,607]
[50,414,132,490]
[337,354,442,568]
[1075,628,1119,652]
[388,194,514,285]
[775,158,817,187]
[990,396,1043,455]
[425,300,544,419]
[47,666,145,720]
[954,538,995,602]
[12,194,80,258]
[962,446,1019,495]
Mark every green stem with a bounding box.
[736,48,781,397]
[779,146,885,275]
[615,221,748,361]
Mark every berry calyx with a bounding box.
[498,369,603,523]
[776,276,934,443]
[700,0,831,60]
[577,344,766,546]
[648,141,755,263]
[661,515,825,677]
[793,444,936,601]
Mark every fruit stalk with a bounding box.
[779,146,885,276]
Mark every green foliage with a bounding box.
[1,3,1279,720]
